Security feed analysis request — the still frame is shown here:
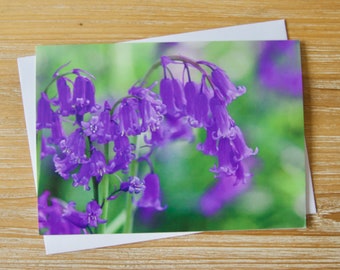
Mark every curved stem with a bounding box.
[91,176,99,234]
[43,72,75,94]
[140,55,212,85]
[98,174,110,233]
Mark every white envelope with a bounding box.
[18,19,316,255]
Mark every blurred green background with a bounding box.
[36,40,306,233]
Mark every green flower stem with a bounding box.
[97,174,110,233]
[43,72,74,94]
[91,176,99,233]
[140,55,212,86]
[123,193,134,233]
[98,143,111,233]
[104,209,126,233]
[92,176,99,205]
[123,135,140,233]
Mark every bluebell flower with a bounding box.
[82,115,104,142]
[209,95,234,139]
[184,81,199,118]
[258,41,302,97]
[172,79,187,115]
[63,200,106,229]
[90,148,111,183]
[56,76,73,116]
[97,101,114,144]
[230,126,258,161]
[115,97,141,136]
[189,89,210,128]
[36,92,54,130]
[53,154,79,180]
[200,169,251,216]
[109,134,135,174]
[71,162,92,190]
[49,113,65,144]
[197,124,218,156]
[38,191,106,234]
[128,85,165,132]
[73,75,97,117]
[38,191,83,234]
[144,115,194,147]
[211,66,246,103]
[85,200,107,227]
[137,173,166,211]
[40,136,56,159]
[198,60,246,103]
[120,176,145,194]
[210,137,238,178]
[63,201,88,228]
[58,128,88,164]
[160,78,178,117]
[38,190,51,230]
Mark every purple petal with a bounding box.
[121,176,145,194]
[210,137,238,177]
[172,79,186,114]
[86,200,106,227]
[116,98,141,136]
[71,162,92,190]
[209,96,234,139]
[137,173,166,211]
[184,81,199,117]
[197,125,218,156]
[56,76,73,116]
[200,171,251,216]
[90,148,110,183]
[49,113,65,144]
[211,67,246,103]
[36,92,54,130]
[230,126,258,161]
[63,201,88,228]
[258,41,302,97]
[191,90,210,128]
[73,76,97,116]
[40,136,56,159]
[160,78,177,116]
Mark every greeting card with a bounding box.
[35,39,306,235]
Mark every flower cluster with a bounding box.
[37,55,257,234]
[38,190,106,234]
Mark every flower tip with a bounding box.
[160,56,172,67]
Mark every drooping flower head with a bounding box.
[114,97,141,136]
[38,191,106,234]
[37,54,259,234]
[120,176,146,194]
[55,76,74,116]
[82,116,104,142]
[72,74,97,117]
[36,92,54,130]
[128,85,166,132]
[137,173,166,211]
